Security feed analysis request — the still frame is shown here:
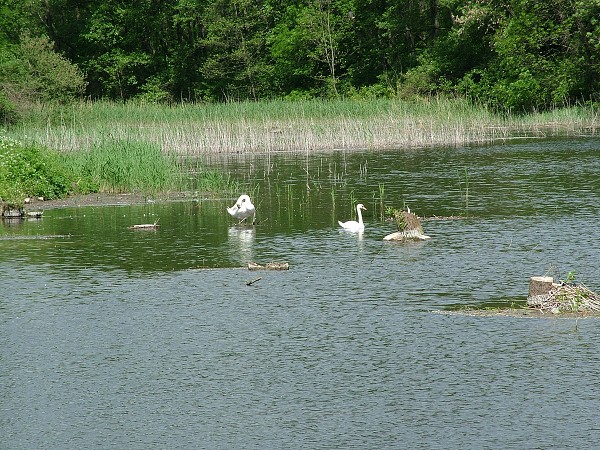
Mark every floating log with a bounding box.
[128,223,160,230]
[248,262,289,271]
[383,210,431,241]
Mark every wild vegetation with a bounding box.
[1,1,599,205]
[7,98,599,156]
[0,132,239,206]
[533,271,600,314]
[1,0,599,114]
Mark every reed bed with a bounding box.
[9,98,599,155]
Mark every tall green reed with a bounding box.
[11,98,598,156]
[61,139,179,193]
[458,167,470,212]
[378,183,385,221]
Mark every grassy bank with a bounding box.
[8,97,599,155]
[0,132,239,206]
[2,97,598,206]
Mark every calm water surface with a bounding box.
[1,138,600,449]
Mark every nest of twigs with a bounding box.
[392,210,424,233]
[531,283,600,314]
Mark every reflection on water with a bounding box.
[228,225,256,263]
[2,138,600,449]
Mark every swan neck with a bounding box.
[356,206,363,225]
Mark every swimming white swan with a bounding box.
[338,203,366,231]
[227,194,256,224]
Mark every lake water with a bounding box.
[1,138,600,449]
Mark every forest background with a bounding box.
[1,0,599,118]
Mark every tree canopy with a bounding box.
[0,0,599,112]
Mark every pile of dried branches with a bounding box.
[532,283,600,313]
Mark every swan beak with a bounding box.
[361,205,367,210]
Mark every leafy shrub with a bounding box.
[490,70,543,112]
[0,90,18,124]
[0,134,72,204]
[16,34,87,103]
[135,75,173,104]
[0,34,87,121]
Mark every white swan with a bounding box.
[227,194,256,224]
[338,203,366,231]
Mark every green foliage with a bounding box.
[135,76,173,104]
[197,0,274,101]
[0,89,18,125]
[15,34,87,103]
[0,34,87,122]
[64,140,179,194]
[0,0,44,44]
[2,0,600,110]
[561,270,577,285]
[384,206,407,231]
[453,0,600,111]
[0,133,71,204]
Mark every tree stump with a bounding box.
[527,276,558,307]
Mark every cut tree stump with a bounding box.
[526,275,600,313]
[527,276,559,307]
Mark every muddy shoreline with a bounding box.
[23,192,205,210]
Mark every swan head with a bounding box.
[228,194,256,224]
[236,194,252,208]
[357,203,366,211]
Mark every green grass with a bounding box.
[2,97,597,204]
[8,97,599,156]
[62,139,179,194]
[0,132,239,206]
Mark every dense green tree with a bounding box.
[268,0,356,97]
[448,0,600,110]
[169,0,209,101]
[0,0,597,108]
[78,1,156,100]
[198,0,276,100]
[343,0,389,90]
